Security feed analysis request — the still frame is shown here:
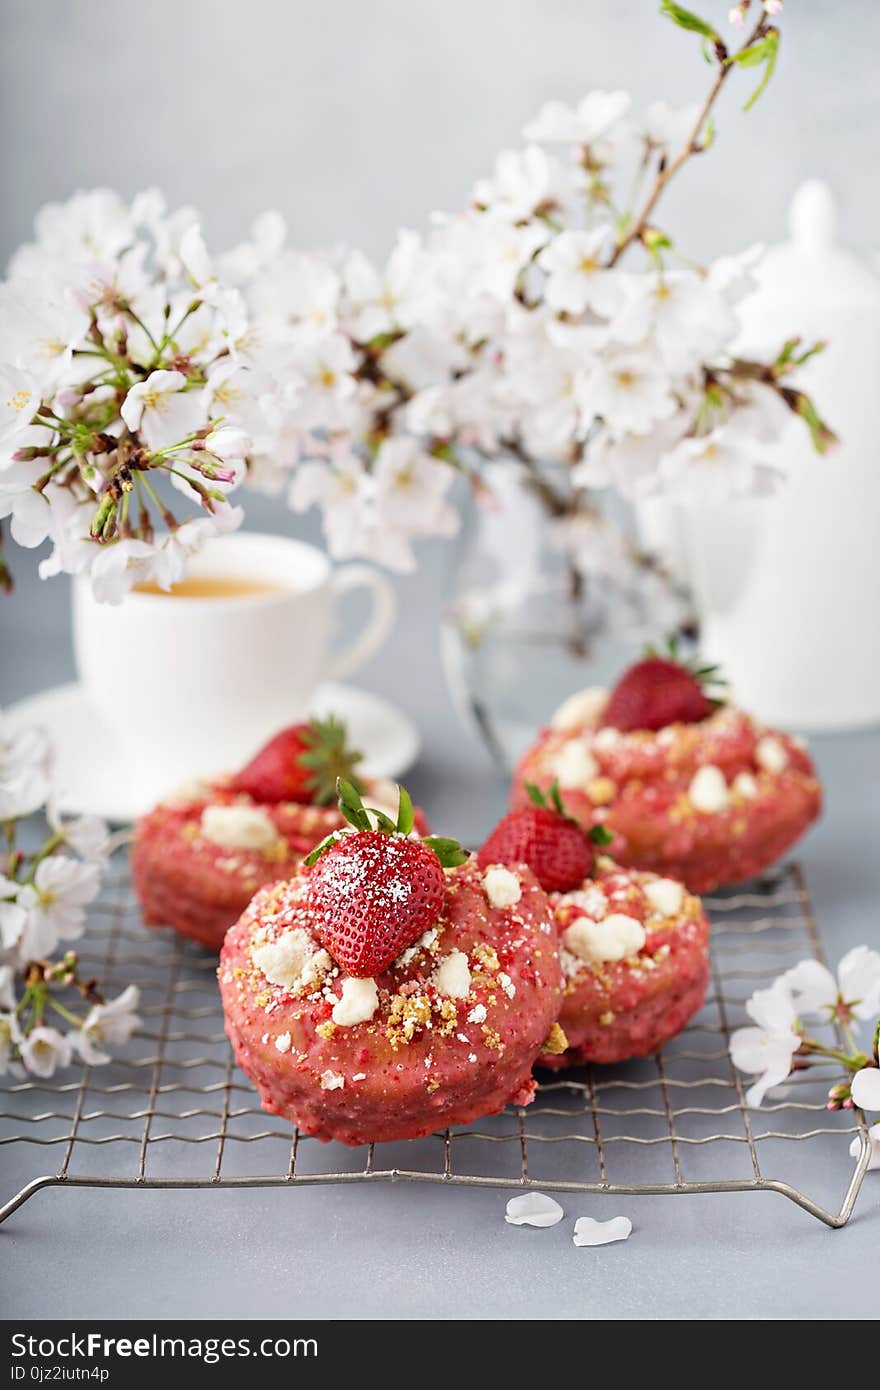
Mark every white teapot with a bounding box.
[677,180,880,730]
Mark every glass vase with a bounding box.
[441,461,693,772]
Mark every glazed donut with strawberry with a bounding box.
[511,646,822,893]
[219,782,564,1145]
[478,788,709,1065]
[132,717,428,951]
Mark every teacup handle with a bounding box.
[324,564,397,681]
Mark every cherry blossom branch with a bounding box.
[610,10,771,266]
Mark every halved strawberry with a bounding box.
[230,715,363,806]
[478,782,612,894]
[305,780,467,977]
[603,644,726,733]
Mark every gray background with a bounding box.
[2,0,879,1322]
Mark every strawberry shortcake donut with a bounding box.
[539,860,710,1067]
[132,719,427,950]
[219,783,564,1145]
[512,654,822,893]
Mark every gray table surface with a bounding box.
[1,531,878,1321]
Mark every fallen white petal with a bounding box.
[572,1215,632,1247]
[505,1192,564,1228]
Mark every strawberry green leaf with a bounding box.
[300,715,364,806]
[367,808,399,834]
[336,777,372,832]
[422,836,469,868]
[589,825,615,847]
[304,831,340,867]
[525,782,548,810]
[396,786,415,836]
[548,780,567,818]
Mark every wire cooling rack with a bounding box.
[0,858,871,1229]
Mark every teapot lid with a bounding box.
[754,179,880,305]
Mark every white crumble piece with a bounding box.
[320,1070,344,1091]
[573,1215,632,1247]
[566,884,608,920]
[551,738,599,788]
[331,976,379,1027]
[351,1073,367,1082]
[252,930,332,993]
[505,1192,565,1228]
[483,865,522,910]
[468,1053,478,1063]
[594,726,622,753]
[688,764,730,814]
[498,972,516,999]
[733,770,759,800]
[166,778,212,806]
[468,1003,488,1024]
[395,926,439,968]
[755,736,788,774]
[551,687,608,732]
[432,950,472,999]
[200,803,279,851]
[643,878,684,918]
[564,913,646,964]
[274,1032,292,1054]
[456,1033,470,1044]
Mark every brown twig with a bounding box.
[609,11,770,267]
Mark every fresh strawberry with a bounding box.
[231,715,363,806]
[305,780,467,977]
[603,644,726,733]
[478,782,612,894]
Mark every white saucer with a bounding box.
[3,681,421,824]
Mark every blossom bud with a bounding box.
[12,446,48,462]
[90,493,117,541]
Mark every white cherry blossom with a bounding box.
[0,365,40,447]
[19,1025,72,1078]
[0,1011,23,1074]
[583,349,676,437]
[0,876,26,951]
[120,370,207,452]
[659,426,781,504]
[851,1066,880,1114]
[524,90,631,149]
[783,948,880,1025]
[473,145,577,223]
[74,985,142,1065]
[538,225,622,317]
[16,855,102,959]
[730,978,801,1107]
[0,718,52,820]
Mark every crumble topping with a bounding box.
[564,912,646,964]
[432,950,472,999]
[642,878,683,917]
[467,1003,488,1024]
[200,803,280,852]
[320,1070,344,1090]
[331,976,379,1027]
[551,738,599,787]
[274,1032,292,1053]
[251,929,332,994]
[482,865,522,909]
[756,735,788,774]
[551,686,608,732]
[733,770,759,800]
[688,764,730,813]
[542,1022,568,1055]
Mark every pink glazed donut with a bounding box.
[219,857,564,1145]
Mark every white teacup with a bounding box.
[72,532,397,805]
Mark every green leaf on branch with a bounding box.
[659,0,719,41]
[796,395,837,455]
[731,28,780,110]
